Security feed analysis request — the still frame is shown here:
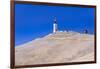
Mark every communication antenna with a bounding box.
[84,24,88,34]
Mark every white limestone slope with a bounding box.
[15,31,94,66]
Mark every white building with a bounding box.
[53,17,58,33]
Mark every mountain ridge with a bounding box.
[15,31,94,65]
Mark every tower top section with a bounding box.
[54,17,57,24]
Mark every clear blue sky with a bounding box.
[15,4,95,46]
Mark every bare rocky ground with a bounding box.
[15,31,94,66]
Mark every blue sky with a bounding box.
[15,4,95,46]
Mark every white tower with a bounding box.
[53,17,58,33]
